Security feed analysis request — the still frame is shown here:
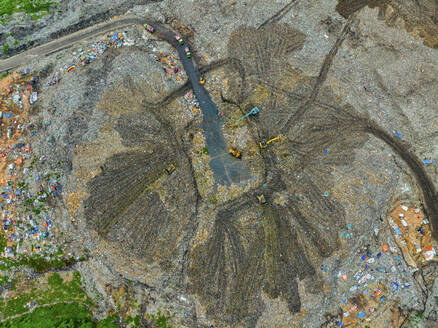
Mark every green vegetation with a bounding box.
[0,271,120,326]
[407,312,423,328]
[149,310,173,328]
[0,0,55,24]
[0,303,120,327]
[3,44,9,55]
[4,254,79,273]
[0,71,10,79]
[0,271,91,318]
[201,147,209,155]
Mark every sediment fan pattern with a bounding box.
[187,24,365,325]
[84,107,198,266]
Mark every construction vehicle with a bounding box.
[235,106,259,126]
[185,47,191,58]
[260,136,280,149]
[144,24,155,33]
[175,35,184,45]
[257,194,266,204]
[166,163,176,174]
[229,148,242,159]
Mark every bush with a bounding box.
[0,303,120,328]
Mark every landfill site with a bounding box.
[0,0,438,327]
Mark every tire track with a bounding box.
[261,73,438,238]
[257,0,298,30]
[372,68,417,137]
[280,13,356,134]
[360,119,438,240]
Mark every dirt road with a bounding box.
[150,22,250,185]
[0,15,146,74]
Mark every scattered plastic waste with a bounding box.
[3,112,13,119]
[29,92,38,105]
[394,130,403,139]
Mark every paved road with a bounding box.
[0,15,145,73]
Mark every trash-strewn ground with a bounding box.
[0,0,438,327]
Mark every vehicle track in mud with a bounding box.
[279,13,356,134]
[259,79,438,240]
[257,0,298,30]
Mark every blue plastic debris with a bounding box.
[323,191,329,197]
[380,296,386,303]
[361,254,367,260]
[392,282,399,290]
[395,130,403,139]
[424,159,435,165]
[346,223,352,230]
[376,252,382,259]
[323,146,330,155]
[184,312,188,317]
[358,311,366,319]
[3,112,12,119]
[394,226,401,235]
[338,321,343,327]
[343,298,347,303]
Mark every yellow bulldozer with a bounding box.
[229,148,242,159]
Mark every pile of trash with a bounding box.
[144,39,186,84]
[183,91,201,117]
[0,73,60,262]
[389,204,435,265]
[47,31,137,86]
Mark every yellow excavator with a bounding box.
[257,194,266,204]
[229,148,242,159]
[260,136,280,149]
[166,163,176,174]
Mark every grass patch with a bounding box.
[148,310,173,328]
[0,302,120,327]
[18,254,77,273]
[3,45,9,55]
[0,71,10,79]
[0,271,93,319]
[0,0,55,24]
